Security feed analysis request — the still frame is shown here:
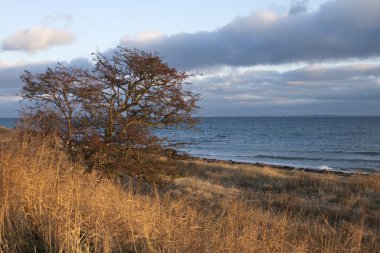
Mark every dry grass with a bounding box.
[0,131,379,252]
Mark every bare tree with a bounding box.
[86,48,199,144]
[21,64,87,154]
[20,47,199,182]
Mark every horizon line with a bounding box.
[2,115,380,119]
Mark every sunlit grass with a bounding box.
[0,131,379,252]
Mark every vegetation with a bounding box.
[0,130,379,252]
[20,47,199,182]
[3,47,378,252]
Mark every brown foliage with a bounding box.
[20,47,199,182]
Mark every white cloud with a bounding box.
[1,27,75,53]
[0,61,11,68]
[255,11,280,23]
[135,30,165,43]
[0,96,20,103]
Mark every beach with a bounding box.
[186,155,358,176]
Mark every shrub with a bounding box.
[20,47,199,182]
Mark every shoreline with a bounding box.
[2,124,378,176]
[183,155,378,176]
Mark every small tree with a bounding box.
[84,48,198,145]
[21,64,87,154]
[21,47,199,181]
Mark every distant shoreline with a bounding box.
[184,155,379,176]
[2,119,379,175]
[2,116,380,120]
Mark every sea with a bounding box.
[160,117,380,173]
[0,118,18,129]
[2,117,380,173]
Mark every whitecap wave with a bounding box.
[319,165,333,170]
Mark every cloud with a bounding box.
[190,63,380,116]
[122,30,166,43]
[0,61,12,68]
[289,0,308,15]
[120,0,380,70]
[0,58,92,116]
[1,27,75,53]
[0,62,48,116]
[1,58,380,117]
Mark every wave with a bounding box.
[283,150,380,156]
[252,155,378,163]
[339,151,380,155]
[189,152,380,163]
[319,165,334,171]
[186,151,380,167]
[186,151,380,172]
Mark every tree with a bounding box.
[21,47,199,182]
[84,48,198,145]
[21,64,87,154]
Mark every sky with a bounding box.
[1,0,380,117]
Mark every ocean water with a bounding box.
[160,117,380,172]
[3,117,380,172]
[0,118,18,129]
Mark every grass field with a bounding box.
[0,130,379,252]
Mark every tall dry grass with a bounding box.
[0,131,379,252]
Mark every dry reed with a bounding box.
[0,131,379,252]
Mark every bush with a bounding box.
[20,47,199,182]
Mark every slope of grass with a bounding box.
[0,131,379,252]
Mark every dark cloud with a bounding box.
[1,47,380,117]
[121,0,380,70]
[2,58,380,117]
[0,62,51,116]
[289,0,308,15]
[190,64,380,116]
[0,58,92,116]
[1,61,380,116]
